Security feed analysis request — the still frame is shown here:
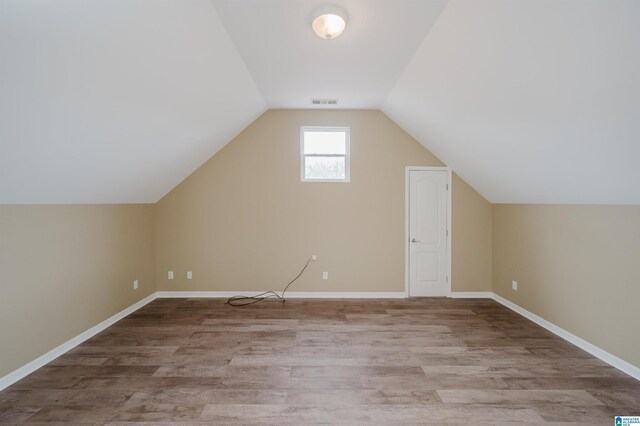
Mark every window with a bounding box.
[300,126,350,182]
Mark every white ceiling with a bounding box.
[384,0,640,204]
[0,0,266,203]
[212,0,447,109]
[2,0,640,204]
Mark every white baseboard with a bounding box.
[0,292,157,392]
[491,293,640,381]
[156,291,407,299]
[450,292,493,298]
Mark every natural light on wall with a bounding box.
[301,127,350,182]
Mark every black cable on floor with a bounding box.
[226,257,312,307]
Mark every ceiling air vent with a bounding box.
[311,98,338,106]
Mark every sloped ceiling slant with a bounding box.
[383,0,640,204]
[0,0,267,204]
[212,0,448,109]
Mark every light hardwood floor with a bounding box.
[1,298,638,424]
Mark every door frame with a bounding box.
[404,166,452,298]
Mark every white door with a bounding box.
[408,170,448,297]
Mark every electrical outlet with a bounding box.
[322,271,329,280]
[133,279,138,290]
[512,280,518,291]
[312,255,317,261]
[168,271,174,280]
[187,271,193,279]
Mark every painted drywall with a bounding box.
[384,0,640,204]
[156,109,492,293]
[493,204,640,368]
[0,205,155,377]
[1,0,265,204]
[452,174,492,292]
[213,0,447,108]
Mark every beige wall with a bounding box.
[156,109,492,293]
[0,205,155,377]
[452,174,492,292]
[493,204,640,368]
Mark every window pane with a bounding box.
[305,156,345,180]
[303,131,346,154]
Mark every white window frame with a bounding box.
[300,126,351,182]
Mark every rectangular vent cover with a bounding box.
[311,98,338,105]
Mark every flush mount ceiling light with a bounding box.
[311,5,348,40]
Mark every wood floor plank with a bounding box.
[32,365,159,379]
[361,375,511,390]
[284,389,442,406]
[290,365,424,378]
[126,388,288,405]
[0,297,637,424]
[71,376,222,391]
[68,345,180,357]
[110,402,206,423]
[437,389,604,405]
[503,376,640,391]
[200,403,546,423]
[102,354,232,367]
[532,403,632,424]
[0,403,40,424]
[23,405,116,423]
[0,389,135,406]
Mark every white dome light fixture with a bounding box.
[311,5,348,40]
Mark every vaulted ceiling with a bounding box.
[1,0,639,204]
[212,0,447,108]
[383,0,640,204]
[0,0,266,203]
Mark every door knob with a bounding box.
[411,238,421,243]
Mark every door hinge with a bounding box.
[446,229,449,237]
[446,184,449,190]
[446,275,449,283]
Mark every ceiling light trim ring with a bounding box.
[310,5,348,40]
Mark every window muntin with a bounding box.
[301,127,350,182]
